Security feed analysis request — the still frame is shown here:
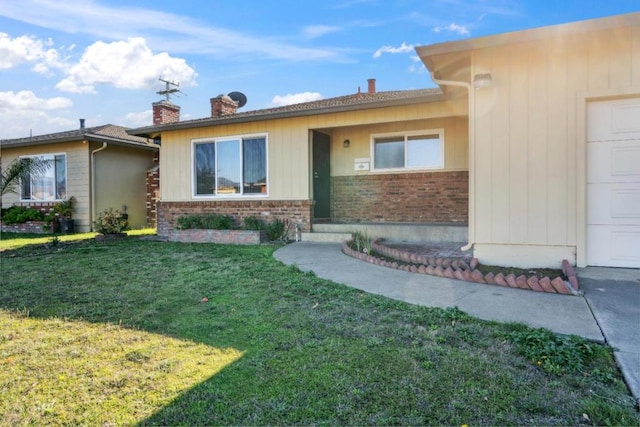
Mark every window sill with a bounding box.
[369,166,445,174]
[192,194,270,200]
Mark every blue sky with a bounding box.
[0,0,638,138]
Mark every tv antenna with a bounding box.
[157,77,183,101]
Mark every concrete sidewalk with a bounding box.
[274,242,639,401]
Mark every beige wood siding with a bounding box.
[160,99,466,202]
[1,142,91,231]
[471,26,640,266]
[93,144,156,229]
[330,116,468,176]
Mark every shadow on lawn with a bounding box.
[1,238,638,426]
[0,239,291,424]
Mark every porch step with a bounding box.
[311,223,467,243]
[300,232,352,243]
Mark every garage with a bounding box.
[586,97,640,268]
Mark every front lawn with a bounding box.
[0,236,637,425]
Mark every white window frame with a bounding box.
[370,129,444,172]
[19,153,67,202]
[191,133,269,198]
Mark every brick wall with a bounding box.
[157,200,313,237]
[0,221,48,234]
[167,229,266,244]
[146,151,160,228]
[331,171,468,223]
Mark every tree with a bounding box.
[1,157,52,204]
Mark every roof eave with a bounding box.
[0,135,85,148]
[1,133,158,151]
[84,134,158,151]
[128,92,444,137]
[416,12,640,61]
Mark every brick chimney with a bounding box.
[210,94,238,117]
[367,78,376,94]
[152,100,180,125]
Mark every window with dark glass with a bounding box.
[194,136,267,196]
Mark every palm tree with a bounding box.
[1,157,52,203]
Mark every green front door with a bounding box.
[312,131,330,219]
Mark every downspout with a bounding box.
[90,143,108,230]
[430,71,475,251]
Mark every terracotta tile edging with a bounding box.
[342,238,581,296]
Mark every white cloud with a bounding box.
[373,42,414,59]
[303,25,341,39]
[270,92,323,107]
[1,0,345,62]
[123,110,152,128]
[0,90,75,138]
[0,90,72,110]
[433,23,470,36]
[55,38,198,94]
[0,33,64,72]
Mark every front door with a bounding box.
[312,131,330,219]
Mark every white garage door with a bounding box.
[586,98,640,268]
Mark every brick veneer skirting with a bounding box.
[157,200,313,237]
[0,220,48,234]
[331,171,468,223]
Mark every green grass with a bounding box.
[0,236,637,426]
[0,228,156,251]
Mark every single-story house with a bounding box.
[129,12,639,269]
[130,84,470,244]
[1,122,159,232]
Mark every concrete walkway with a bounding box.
[274,242,640,402]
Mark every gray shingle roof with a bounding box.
[1,124,155,149]
[129,88,443,136]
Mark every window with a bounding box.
[372,130,444,171]
[20,154,66,201]
[193,135,267,196]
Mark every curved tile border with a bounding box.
[342,238,581,296]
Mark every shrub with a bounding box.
[0,206,45,224]
[266,218,286,241]
[176,214,234,230]
[176,215,201,230]
[94,208,129,235]
[243,216,265,231]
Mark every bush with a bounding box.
[0,206,45,224]
[94,208,129,235]
[176,214,234,230]
[176,215,201,230]
[265,218,285,241]
[243,216,265,231]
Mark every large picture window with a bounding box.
[372,129,444,171]
[193,135,267,196]
[20,154,67,201]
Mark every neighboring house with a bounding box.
[130,12,639,269]
[129,82,470,243]
[1,123,159,232]
[416,11,640,269]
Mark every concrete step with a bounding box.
[311,223,467,243]
[301,232,352,243]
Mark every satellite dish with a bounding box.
[227,91,247,108]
